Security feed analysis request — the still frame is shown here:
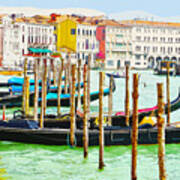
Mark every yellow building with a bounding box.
[55,19,77,52]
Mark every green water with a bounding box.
[0,70,180,179]
[0,142,180,180]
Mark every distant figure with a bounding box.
[143,82,147,88]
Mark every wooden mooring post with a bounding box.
[99,72,105,169]
[131,73,139,180]
[108,75,113,126]
[70,64,76,146]
[83,64,88,158]
[34,58,39,121]
[40,59,47,128]
[51,58,57,86]
[22,57,28,112]
[125,65,130,126]
[157,83,166,180]
[43,59,48,117]
[57,58,64,117]
[77,59,82,110]
[87,54,91,117]
[25,76,30,117]
[64,64,68,94]
[166,62,170,126]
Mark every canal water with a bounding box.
[0,70,180,180]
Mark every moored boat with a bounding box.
[0,79,115,108]
[0,124,179,146]
[113,90,180,126]
[106,72,125,78]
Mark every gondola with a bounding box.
[0,82,84,97]
[0,78,116,108]
[0,76,65,87]
[0,124,179,146]
[112,90,180,126]
[10,82,84,94]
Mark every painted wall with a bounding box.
[56,19,77,52]
[96,26,105,60]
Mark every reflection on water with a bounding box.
[0,156,9,180]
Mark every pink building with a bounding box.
[96,26,106,60]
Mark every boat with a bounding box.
[154,60,176,75]
[0,70,23,76]
[106,72,125,78]
[0,76,65,87]
[113,90,180,126]
[0,79,116,108]
[0,123,179,146]
[10,82,84,94]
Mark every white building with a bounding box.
[2,15,55,68]
[121,20,180,69]
[72,23,99,66]
[105,24,132,69]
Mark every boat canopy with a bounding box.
[28,48,52,54]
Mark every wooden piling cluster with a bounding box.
[18,51,170,176]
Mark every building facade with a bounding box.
[54,19,99,66]
[105,24,132,69]
[1,15,55,68]
[76,23,99,66]
[121,20,180,69]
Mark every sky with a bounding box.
[0,0,179,17]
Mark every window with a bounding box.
[78,29,80,35]
[153,37,158,42]
[71,29,76,35]
[77,53,80,59]
[168,38,173,43]
[22,35,24,43]
[135,55,141,60]
[94,30,96,36]
[135,46,141,51]
[136,36,141,41]
[28,36,30,43]
[136,28,141,32]
[152,47,158,53]
[107,60,114,66]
